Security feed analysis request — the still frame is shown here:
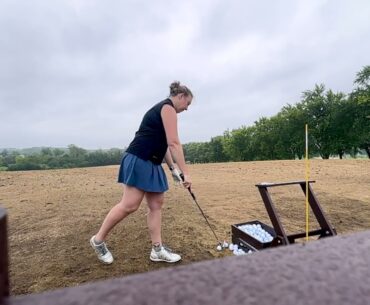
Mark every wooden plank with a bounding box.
[257,187,289,245]
[300,183,336,236]
[0,206,9,299]
[255,180,315,188]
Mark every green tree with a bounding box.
[253,117,285,160]
[183,142,213,163]
[52,148,65,157]
[278,104,306,159]
[68,144,87,159]
[329,95,357,158]
[41,148,53,156]
[223,126,257,161]
[0,155,5,168]
[208,136,229,162]
[1,150,19,166]
[300,85,341,159]
[350,66,370,157]
[67,144,88,166]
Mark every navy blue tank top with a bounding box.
[126,99,174,164]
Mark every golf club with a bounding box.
[180,173,223,247]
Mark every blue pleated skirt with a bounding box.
[118,153,169,193]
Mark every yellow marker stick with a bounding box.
[305,124,309,241]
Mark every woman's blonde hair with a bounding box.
[169,81,193,97]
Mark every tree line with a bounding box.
[184,66,370,163]
[1,66,369,171]
[0,145,124,171]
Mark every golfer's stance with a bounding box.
[90,81,193,264]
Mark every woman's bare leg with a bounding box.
[145,192,164,245]
[95,185,145,242]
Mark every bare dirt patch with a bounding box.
[1,159,369,295]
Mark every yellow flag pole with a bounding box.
[305,124,309,241]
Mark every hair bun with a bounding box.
[169,81,193,97]
[169,81,180,96]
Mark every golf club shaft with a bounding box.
[188,188,221,244]
[179,174,221,244]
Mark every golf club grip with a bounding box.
[180,173,185,182]
[179,173,196,199]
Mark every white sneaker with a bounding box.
[90,236,114,264]
[150,245,181,263]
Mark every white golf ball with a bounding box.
[238,224,274,243]
[222,241,229,248]
[216,245,222,251]
[229,243,234,251]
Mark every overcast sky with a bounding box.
[1,0,369,149]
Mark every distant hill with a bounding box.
[0,147,123,156]
[0,147,69,155]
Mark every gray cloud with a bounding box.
[1,0,369,149]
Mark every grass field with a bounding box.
[0,159,369,295]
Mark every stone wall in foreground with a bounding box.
[1,206,370,305]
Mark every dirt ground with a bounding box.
[0,159,369,295]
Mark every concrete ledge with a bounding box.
[7,229,370,305]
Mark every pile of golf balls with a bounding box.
[238,223,274,243]
[228,243,253,256]
[216,241,230,251]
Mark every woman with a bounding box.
[90,81,193,264]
